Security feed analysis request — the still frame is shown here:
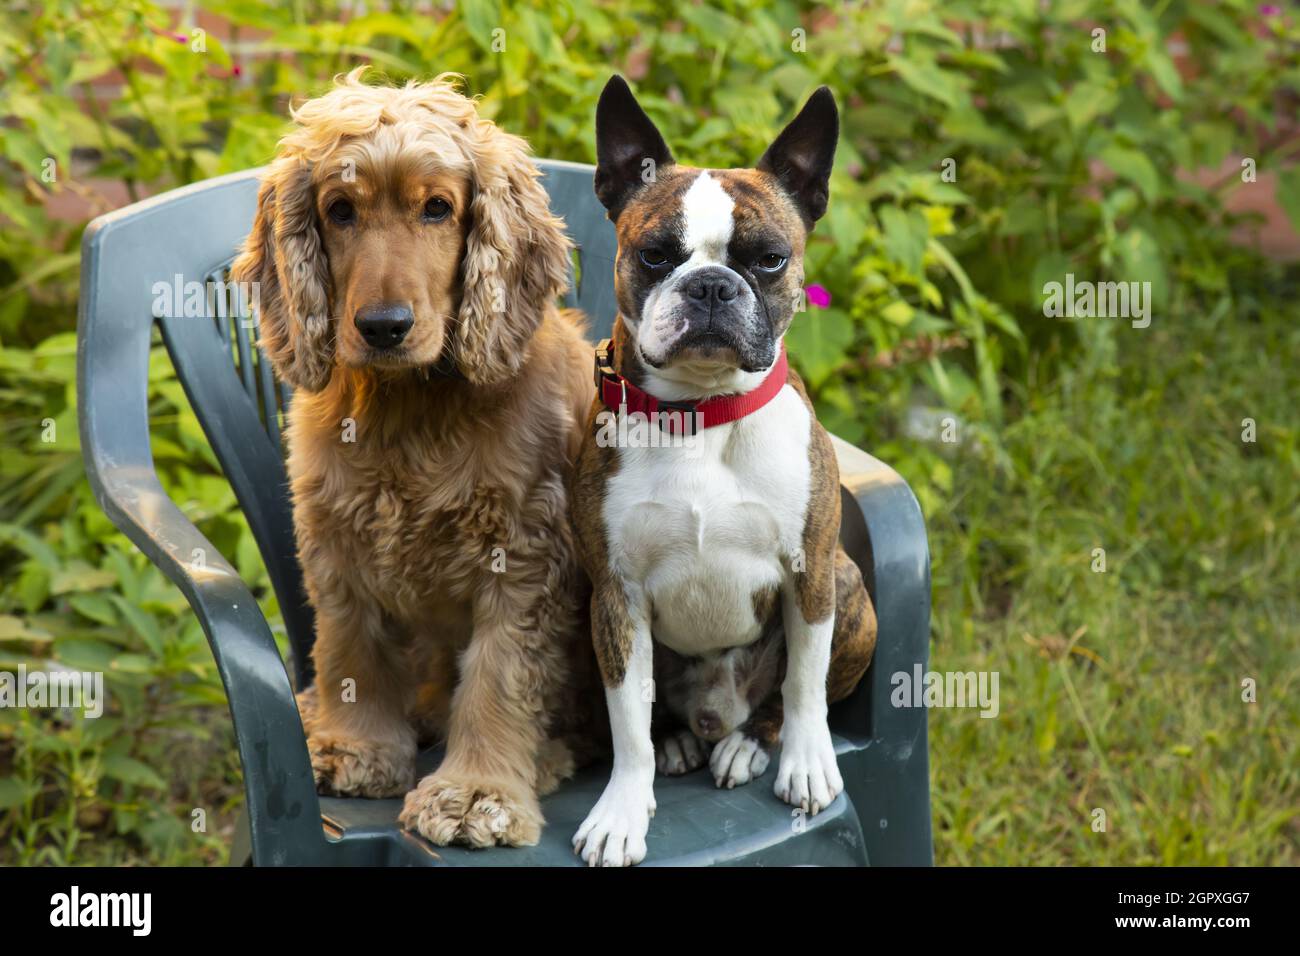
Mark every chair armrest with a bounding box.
[89,470,326,865]
[831,435,934,864]
[77,195,328,865]
[831,435,932,732]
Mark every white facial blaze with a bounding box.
[634,170,771,393]
[638,172,744,371]
[681,172,734,266]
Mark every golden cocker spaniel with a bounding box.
[232,69,599,848]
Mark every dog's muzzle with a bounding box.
[660,267,773,370]
[668,267,744,349]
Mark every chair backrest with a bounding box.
[154,161,617,688]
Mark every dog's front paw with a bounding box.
[709,730,770,789]
[294,687,320,737]
[399,772,542,848]
[572,776,655,867]
[774,722,842,815]
[308,732,414,798]
[655,729,709,776]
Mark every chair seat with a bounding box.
[81,164,930,866]
[318,736,869,866]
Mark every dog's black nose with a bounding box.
[685,270,740,305]
[354,303,414,349]
[694,710,721,738]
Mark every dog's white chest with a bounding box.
[603,386,813,656]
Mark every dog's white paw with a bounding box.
[709,730,770,789]
[656,729,709,776]
[573,776,655,867]
[774,721,842,815]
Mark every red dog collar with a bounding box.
[594,339,789,435]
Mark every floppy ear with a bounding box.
[594,75,674,219]
[454,125,571,387]
[757,87,838,226]
[230,158,335,392]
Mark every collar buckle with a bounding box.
[594,338,616,390]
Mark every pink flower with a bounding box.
[805,283,831,308]
[1260,4,1281,15]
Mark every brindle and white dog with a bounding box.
[569,76,877,866]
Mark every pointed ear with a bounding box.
[757,87,838,226]
[594,75,674,219]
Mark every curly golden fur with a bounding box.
[232,69,600,848]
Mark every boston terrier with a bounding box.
[569,76,877,866]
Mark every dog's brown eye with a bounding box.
[755,253,788,272]
[423,197,451,222]
[639,248,669,268]
[327,200,355,225]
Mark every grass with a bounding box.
[922,285,1300,865]
[3,280,1296,866]
[0,332,256,866]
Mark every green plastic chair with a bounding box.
[77,160,933,866]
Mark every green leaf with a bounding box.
[16,562,51,613]
[67,56,115,86]
[785,307,855,385]
[0,777,33,810]
[679,3,741,39]
[109,653,157,674]
[458,0,502,52]
[1144,48,1184,102]
[53,638,121,672]
[889,56,960,108]
[1099,145,1160,204]
[0,614,53,645]
[107,595,165,658]
[0,523,60,569]
[1033,252,1073,309]
[1113,227,1168,309]
[878,205,929,276]
[880,300,914,325]
[1004,81,1062,130]
[1064,81,1119,130]
[0,252,80,300]
[102,755,167,791]
[824,200,870,256]
[928,238,978,303]
[68,593,117,627]
[852,103,915,141]
[50,565,117,596]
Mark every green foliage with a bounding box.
[0,0,1296,863]
[0,331,270,863]
[928,271,1300,864]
